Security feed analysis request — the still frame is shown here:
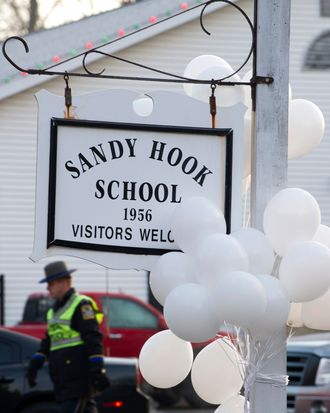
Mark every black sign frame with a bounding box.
[47,118,233,255]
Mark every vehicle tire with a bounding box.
[182,375,214,409]
[20,401,60,413]
[140,380,180,407]
[185,391,214,409]
[152,389,181,407]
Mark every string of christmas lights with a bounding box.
[1,1,202,86]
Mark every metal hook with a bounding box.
[2,36,30,73]
[64,72,70,88]
[211,80,217,96]
[82,51,106,76]
[209,79,217,128]
[64,72,72,118]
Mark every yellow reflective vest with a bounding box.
[47,293,103,351]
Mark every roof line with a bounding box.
[0,0,237,101]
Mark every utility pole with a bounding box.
[250,0,291,412]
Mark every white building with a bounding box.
[0,0,329,325]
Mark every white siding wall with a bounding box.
[1,0,329,324]
[288,1,330,224]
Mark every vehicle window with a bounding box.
[101,297,158,329]
[0,340,20,364]
[23,297,54,322]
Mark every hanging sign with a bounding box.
[48,118,232,255]
[31,89,244,270]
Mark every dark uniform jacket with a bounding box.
[38,288,104,402]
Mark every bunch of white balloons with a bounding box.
[139,188,330,409]
[182,55,325,189]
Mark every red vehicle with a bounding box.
[5,291,168,357]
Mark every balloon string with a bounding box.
[242,181,251,227]
[271,255,282,277]
[255,373,289,386]
[219,324,290,413]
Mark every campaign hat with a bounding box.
[39,261,76,283]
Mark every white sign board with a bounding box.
[48,119,232,255]
[32,89,245,270]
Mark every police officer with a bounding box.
[26,261,110,413]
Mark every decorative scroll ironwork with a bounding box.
[1,0,272,87]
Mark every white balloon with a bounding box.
[196,234,249,286]
[132,95,153,117]
[190,66,245,107]
[302,289,330,330]
[279,241,330,302]
[215,394,247,413]
[249,274,290,340]
[263,187,321,256]
[212,271,267,328]
[163,283,221,343]
[288,99,325,159]
[287,302,304,327]
[191,339,243,404]
[149,252,197,305]
[313,224,330,249]
[232,228,275,275]
[183,55,232,95]
[139,329,193,388]
[171,196,226,255]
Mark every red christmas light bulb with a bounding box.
[85,41,94,49]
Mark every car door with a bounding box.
[101,296,161,357]
[0,336,24,413]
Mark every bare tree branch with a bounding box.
[7,0,26,28]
